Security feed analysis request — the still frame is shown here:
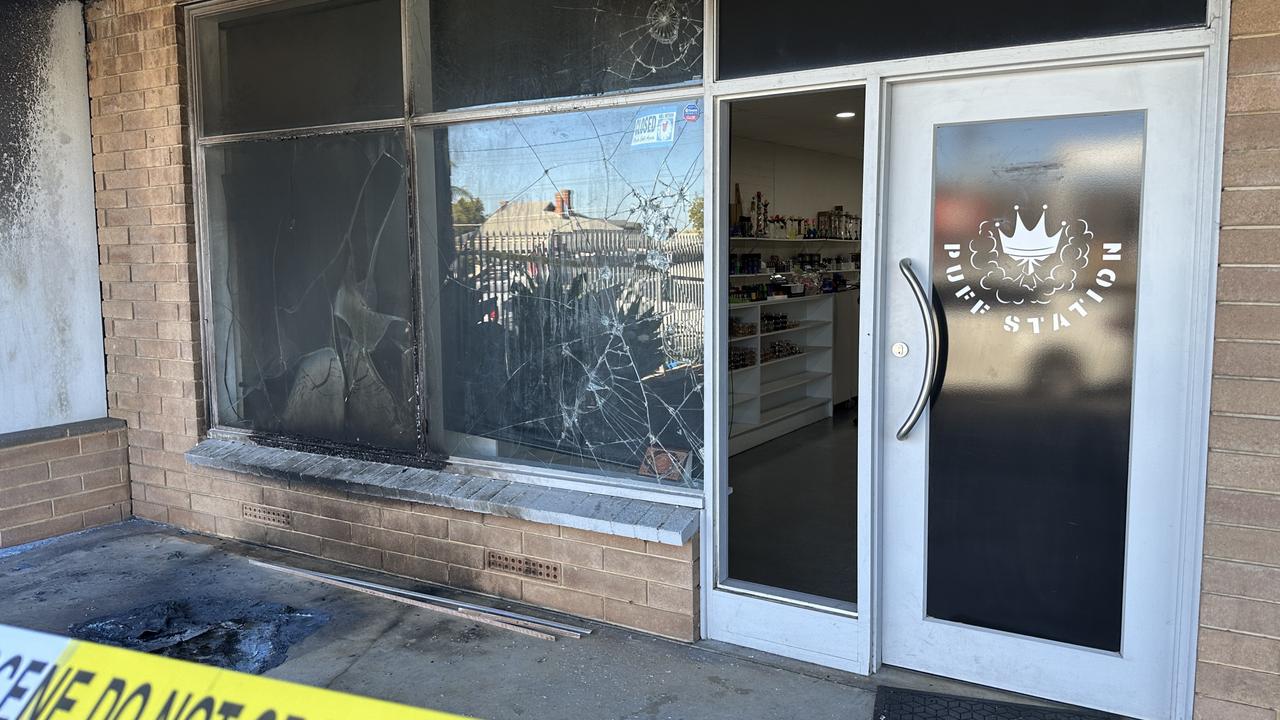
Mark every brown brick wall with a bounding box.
[85,0,205,526]
[175,463,699,640]
[1196,1,1280,718]
[0,428,130,548]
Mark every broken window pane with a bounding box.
[411,0,703,113]
[417,102,705,487]
[195,0,403,136]
[206,131,418,452]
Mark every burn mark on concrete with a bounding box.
[69,599,328,675]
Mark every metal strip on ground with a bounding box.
[248,560,561,641]
[306,570,592,637]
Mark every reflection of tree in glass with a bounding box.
[452,196,486,226]
[687,196,703,231]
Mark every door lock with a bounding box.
[892,342,909,358]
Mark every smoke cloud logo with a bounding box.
[970,204,1092,305]
[942,202,1123,335]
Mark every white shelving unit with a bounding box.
[727,293,834,455]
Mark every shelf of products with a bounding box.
[727,295,834,454]
[761,319,826,338]
[728,345,757,372]
[729,293,837,309]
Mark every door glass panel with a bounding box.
[724,89,866,606]
[928,112,1145,651]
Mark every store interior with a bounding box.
[726,88,865,606]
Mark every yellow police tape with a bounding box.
[0,623,472,720]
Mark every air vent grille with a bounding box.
[487,550,561,583]
[243,503,292,528]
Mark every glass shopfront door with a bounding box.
[880,60,1209,719]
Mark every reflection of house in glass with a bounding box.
[441,189,705,484]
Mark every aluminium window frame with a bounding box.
[185,0,712,503]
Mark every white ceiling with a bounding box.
[730,88,867,159]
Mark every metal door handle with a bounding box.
[896,258,940,441]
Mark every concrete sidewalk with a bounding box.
[0,521,1040,720]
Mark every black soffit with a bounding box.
[718,0,1207,79]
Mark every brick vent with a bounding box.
[487,550,562,583]
[242,503,291,529]
[0,429,130,547]
[1195,1,1280,718]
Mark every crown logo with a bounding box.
[995,204,1067,271]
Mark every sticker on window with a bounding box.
[632,110,677,147]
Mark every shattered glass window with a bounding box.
[417,102,705,487]
[412,0,703,112]
[206,131,418,451]
[195,0,403,136]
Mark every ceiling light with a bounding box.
[835,111,857,119]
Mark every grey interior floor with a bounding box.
[0,521,1070,720]
[728,403,858,602]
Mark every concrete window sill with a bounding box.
[186,439,698,546]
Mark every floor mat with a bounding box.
[873,687,1121,720]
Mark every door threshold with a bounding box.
[695,640,1095,715]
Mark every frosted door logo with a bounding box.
[942,204,1123,334]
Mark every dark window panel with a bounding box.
[196,0,403,136]
[415,102,706,487]
[718,1,1206,79]
[206,131,418,452]
[927,113,1146,651]
[413,0,703,113]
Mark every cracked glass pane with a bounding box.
[417,102,705,488]
[195,0,403,136]
[412,0,703,113]
[206,131,418,452]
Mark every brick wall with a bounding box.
[0,426,130,548]
[84,0,205,525]
[1195,1,1280,718]
[179,463,699,640]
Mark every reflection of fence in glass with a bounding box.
[460,227,704,365]
[446,224,704,485]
